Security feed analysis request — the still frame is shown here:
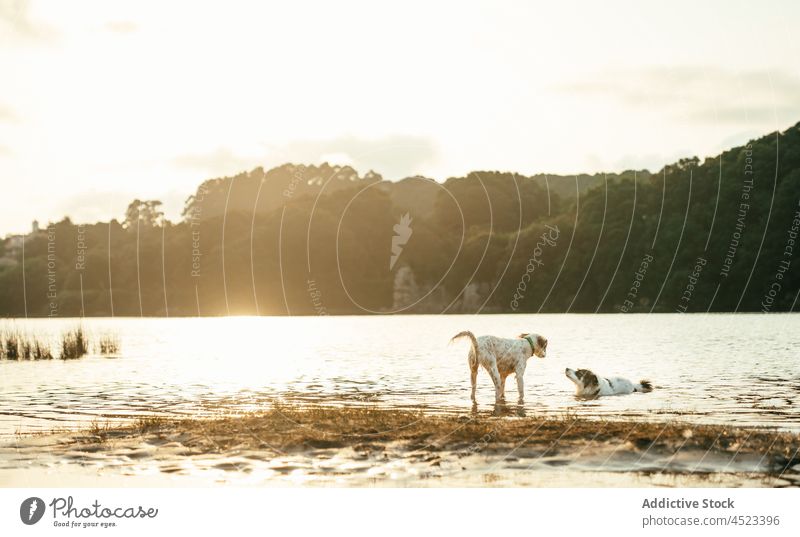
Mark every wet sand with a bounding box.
[2,406,799,487]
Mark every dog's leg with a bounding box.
[515,369,525,404]
[487,364,503,403]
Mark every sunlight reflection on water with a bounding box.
[1,314,798,435]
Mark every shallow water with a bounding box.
[2,432,796,488]
[1,314,798,436]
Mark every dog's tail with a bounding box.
[450,331,479,363]
[635,380,653,393]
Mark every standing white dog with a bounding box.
[451,331,547,404]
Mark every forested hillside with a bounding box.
[1,122,797,316]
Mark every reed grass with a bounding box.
[21,339,32,359]
[77,404,799,473]
[3,333,20,360]
[0,325,120,361]
[1,332,55,360]
[97,334,120,355]
[60,326,89,360]
[32,339,54,360]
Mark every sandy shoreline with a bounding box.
[2,406,799,487]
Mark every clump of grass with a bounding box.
[87,420,114,442]
[73,405,800,470]
[97,334,120,355]
[1,333,54,360]
[133,415,165,434]
[20,339,32,359]
[4,333,20,360]
[0,333,20,360]
[0,326,114,361]
[61,326,89,360]
[32,339,54,360]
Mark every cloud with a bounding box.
[556,66,800,125]
[173,135,439,180]
[46,184,198,227]
[46,189,136,225]
[277,134,439,179]
[104,20,138,34]
[173,147,264,177]
[609,149,692,172]
[689,104,798,125]
[0,0,54,40]
[0,104,18,123]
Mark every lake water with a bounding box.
[1,314,798,437]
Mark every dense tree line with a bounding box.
[1,122,798,316]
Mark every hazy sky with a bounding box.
[1,0,798,234]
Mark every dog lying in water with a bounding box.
[565,367,652,398]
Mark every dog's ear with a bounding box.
[518,333,529,339]
[584,371,599,389]
[536,335,547,349]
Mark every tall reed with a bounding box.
[97,334,120,355]
[3,333,19,360]
[0,325,119,361]
[61,326,89,360]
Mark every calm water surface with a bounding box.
[1,314,798,436]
